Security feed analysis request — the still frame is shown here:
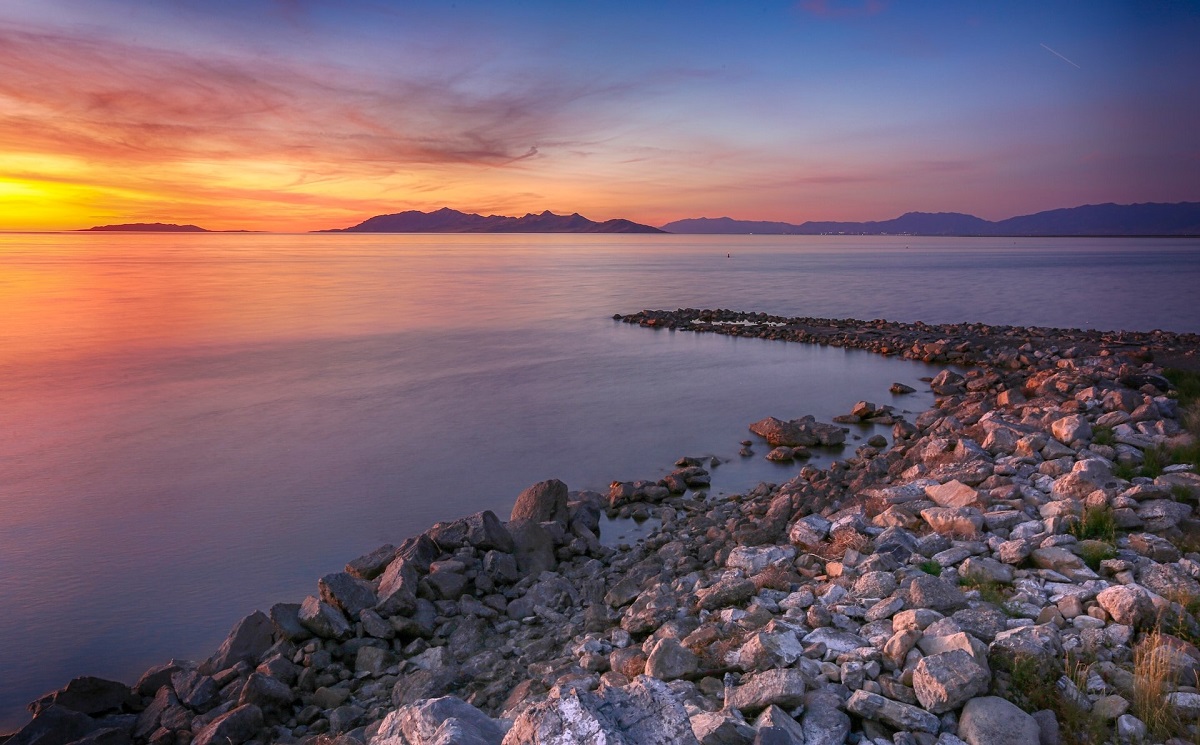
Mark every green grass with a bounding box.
[1069,506,1117,542]
[1092,425,1115,446]
[1165,368,1200,405]
[960,576,1010,607]
[918,559,942,576]
[1142,447,1168,479]
[1074,540,1117,571]
[1114,461,1139,481]
[1005,652,1111,745]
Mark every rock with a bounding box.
[298,595,353,639]
[170,669,219,712]
[7,705,98,745]
[345,543,397,580]
[1051,415,1092,444]
[726,546,796,575]
[1092,695,1129,721]
[800,689,851,745]
[1095,585,1155,628]
[1030,546,1096,582]
[269,602,311,642]
[913,650,991,714]
[510,479,570,525]
[371,695,505,745]
[732,630,804,671]
[1116,713,1147,744]
[501,676,697,744]
[749,416,844,447]
[752,706,805,745]
[28,676,132,718]
[921,507,984,537]
[728,669,807,714]
[319,572,378,620]
[622,582,680,635]
[926,480,983,509]
[853,571,898,599]
[959,557,1014,585]
[375,557,420,617]
[1127,532,1181,562]
[237,672,294,712]
[1051,459,1114,500]
[845,689,939,733]
[645,638,699,681]
[690,711,755,744]
[891,382,917,394]
[988,625,1062,676]
[957,697,1042,745]
[801,628,870,654]
[696,576,757,610]
[907,574,969,613]
[508,518,557,576]
[191,704,264,745]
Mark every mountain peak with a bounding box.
[322,208,663,234]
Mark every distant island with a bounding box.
[662,202,1200,236]
[81,223,211,232]
[321,208,664,234]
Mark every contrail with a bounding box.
[1041,43,1081,69]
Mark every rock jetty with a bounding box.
[8,309,1200,745]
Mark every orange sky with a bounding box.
[2,1,1198,231]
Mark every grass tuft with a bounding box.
[1068,505,1117,542]
[918,559,942,576]
[1092,425,1116,446]
[1132,629,1185,741]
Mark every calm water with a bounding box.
[1,234,1198,729]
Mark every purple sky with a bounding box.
[1,0,1198,229]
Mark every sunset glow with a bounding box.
[2,1,1198,231]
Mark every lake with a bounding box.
[1,233,1198,729]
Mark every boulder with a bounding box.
[297,595,352,639]
[907,574,968,613]
[727,669,806,714]
[508,518,557,576]
[510,479,570,525]
[800,689,851,745]
[645,638,699,681]
[913,649,991,714]
[371,696,505,745]
[345,543,397,580]
[696,576,756,610]
[926,480,983,509]
[191,704,263,745]
[921,507,984,537]
[1095,584,1155,628]
[845,689,939,733]
[28,676,132,718]
[501,676,697,744]
[1051,415,1092,444]
[7,705,98,745]
[319,572,378,620]
[689,711,755,744]
[726,545,795,575]
[753,705,806,745]
[957,697,1040,745]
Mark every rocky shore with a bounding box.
[8,309,1200,745]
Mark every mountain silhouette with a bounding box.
[662,202,1200,236]
[82,222,210,232]
[324,208,663,233]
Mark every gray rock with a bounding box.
[959,557,1013,585]
[502,676,698,744]
[845,689,939,733]
[508,518,557,576]
[28,676,132,718]
[8,705,98,745]
[319,572,378,620]
[988,625,1062,676]
[371,695,505,745]
[237,672,294,712]
[646,638,699,681]
[690,711,755,744]
[191,704,263,745]
[375,557,420,617]
[914,650,991,714]
[801,689,851,745]
[1115,713,1147,744]
[907,574,969,613]
[801,628,870,654]
[510,479,570,525]
[853,571,898,599]
[134,687,178,740]
[752,706,805,745]
[726,546,796,575]
[728,669,806,714]
[345,543,396,580]
[298,595,353,639]
[134,663,183,698]
[170,669,219,712]
[957,697,1040,745]
[696,576,757,610]
[269,602,311,642]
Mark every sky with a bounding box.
[1,0,1198,231]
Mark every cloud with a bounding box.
[0,27,623,175]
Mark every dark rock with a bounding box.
[133,663,183,699]
[202,611,275,675]
[508,518,557,576]
[298,595,353,639]
[28,676,132,718]
[319,572,378,620]
[8,704,98,745]
[170,669,219,712]
[907,574,969,613]
[269,602,312,642]
[237,672,294,712]
[344,543,396,580]
[191,703,263,745]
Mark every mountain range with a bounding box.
[662,202,1200,236]
[81,222,210,232]
[323,208,663,233]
